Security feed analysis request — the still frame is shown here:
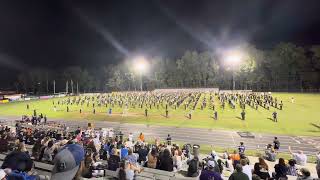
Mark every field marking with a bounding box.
[291,137,301,144]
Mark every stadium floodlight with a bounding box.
[225,51,242,66]
[224,50,243,90]
[133,56,148,91]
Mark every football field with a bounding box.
[0,93,319,136]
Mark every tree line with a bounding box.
[15,42,320,94]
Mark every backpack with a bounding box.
[6,170,39,180]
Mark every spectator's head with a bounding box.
[240,159,247,166]
[298,150,303,154]
[151,148,157,157]
[274,137,277,140]
[288,159,296,166]
[51,144,85,180]
[240,142,244,146]
[163,149,171,158]
[235,164,243,172]
[278,158,285,166]
[207,160,215,170]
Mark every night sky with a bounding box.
[1,0,320,88]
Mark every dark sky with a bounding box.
[1,0,320,88]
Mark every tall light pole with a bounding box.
[225,52,242,91]
[133,56,148,91]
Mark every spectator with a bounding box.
[1,151,34,173]
[126,148,137,165]
[138,133,145,142]
[187,156,200,177]
[51,144,85,180]
[274,158,288,180]
[253,163,270,180]
[159,149,173,172]
[137,144,148,164]
[288,146,307,166]
[117,160,134,180]
[297,168,312,180]
[173,148,182,171]
[287,159,297,176]
[108,148,120,171]
[42,140,55,162]
[120,145,129,160]
[147,148,158,169]
[228,164,249,180]
[200,160,223,180]
[258,157,269,171]
[264,147,276,162]
[240,159,252,180]
[230,150,241,168]
[0,134,8,153]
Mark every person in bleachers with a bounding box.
[200,160,223,180]
[253,163,270,180]
[297,168,313,180]
[240,159,252,180]
[273,158,288,180]
[228,164,249,180]
[51,144,85,180]
[264,145,276,162]
[287,159,297,176]
[42,140,56,162]
[126,148,137,164]
[288,146,307,166]
[158,148,173,172]
[173,148,183,171]
[0,134,8,153]
[258,157,269,172]
[2,151,39,179]
[137,144,148,164]
[187,156,200,177]
[108,148,120,171]
[147,148,158,169]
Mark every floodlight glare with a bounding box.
[225,51,242,66]
[134,56,148,73]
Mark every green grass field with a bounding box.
[0,93,319,136]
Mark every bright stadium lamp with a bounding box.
[224,50,243,90]
[133,56,148,91]
[225,51,242,66]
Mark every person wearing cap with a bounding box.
[50,144,85,180]
[297,168,313,180]
[199,160,223,180]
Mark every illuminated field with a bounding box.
[0,93,319,136]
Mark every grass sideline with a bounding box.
[0,93,319,136]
